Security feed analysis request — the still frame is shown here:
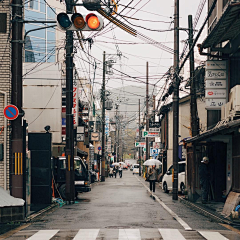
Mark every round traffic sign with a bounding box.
[4,105,19,120]
[98,146,102,151]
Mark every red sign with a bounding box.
[4,105,19,120]
[208,91,214,95]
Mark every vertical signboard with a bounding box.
[73,80,78,127]
[105,115,109,136]
[205,61,227,110]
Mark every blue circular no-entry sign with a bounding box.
[4,105,19,120]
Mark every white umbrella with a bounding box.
[143,159,162,166]
[112,162,119,166]
[118,162,125,165]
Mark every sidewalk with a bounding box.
[137,174,240,227]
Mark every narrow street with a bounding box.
[3,170,240,240]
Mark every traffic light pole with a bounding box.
[65,0,75,203]
[172,0,179,201]
[11,0,23,198]
[101,51,106,181]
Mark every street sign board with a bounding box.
[142,131,159,138]
[149,127,160,132]
[149,122,160,128]
[135,142,146,147]
[4,105,19,120]
[150,147,159,157]
[153,142,160,149]
[76,134,84,142]
[98,146,102,151]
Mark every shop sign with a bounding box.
[73,80,78,127]
[205,98,226,110]
[205,80,226,89]
[205,89,227,99]
[205,60,227,110]
[205,70,227,79]
[206,60,227,70]
[90,132,100,141]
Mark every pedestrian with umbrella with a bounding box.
[143,159,162,198]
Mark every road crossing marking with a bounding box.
[198,231,229,240]
[73,229,100,240]
[118,229,141,240]
[27,230,59,240]
[159,228,186,240]
[9,228,234,240]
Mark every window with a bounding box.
[29,0,39,11]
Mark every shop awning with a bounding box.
[186,119,240,143]
[202,2,240,49]
[77,148,88,156]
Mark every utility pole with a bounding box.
[139,99,141,176]
[65,0,74,203]
[101,51,106,181]
[146,62,149,161]
[11,0,23,198]
[188,15,199,200]
[172,0,179,201]
[189,15,199,137]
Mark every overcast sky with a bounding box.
[74,0,208,124]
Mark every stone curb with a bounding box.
[179,196,232,224]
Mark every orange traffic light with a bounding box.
[86,13,100,30]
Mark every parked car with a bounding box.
[132,164,139,174]
[162,161,186,195]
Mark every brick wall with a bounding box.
[0,0,11,190]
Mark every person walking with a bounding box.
[113,166,117,178]
[199,156,210,204]
[119,164,123,178]
[148,165,157,198]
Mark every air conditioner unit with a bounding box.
[229,85,240,117]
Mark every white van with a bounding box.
[132,164,139,174]
[162,161,186,194]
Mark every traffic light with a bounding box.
[57,12,104,31]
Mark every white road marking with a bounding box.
[159,228,186,240]
[136,176,192,231]
[118,229,141,240]
[73,229,100,240]
[198,231,229,240]
[27,230,59,240]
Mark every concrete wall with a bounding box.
[0,1,11,190]
[166,97,207,169]
[23,63,62,143]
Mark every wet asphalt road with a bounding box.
[3,170,240,239]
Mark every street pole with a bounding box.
[188,15,199,200]
[101,51,106,181]
[146,62,149,161]
[189,15,199,137]
[65,0,74,203]
[172,0,179,201]
[139,99,141,176]
[11,0,23,198]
